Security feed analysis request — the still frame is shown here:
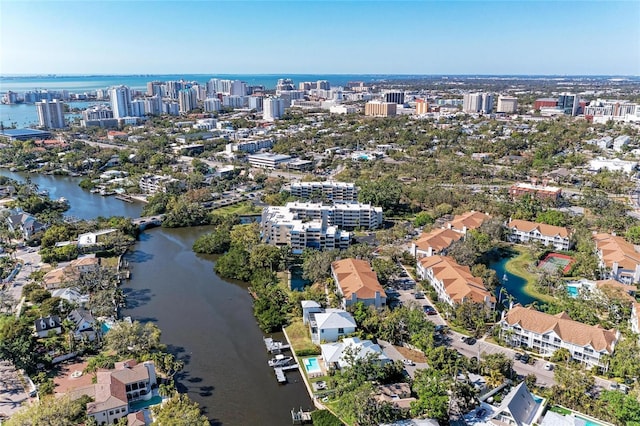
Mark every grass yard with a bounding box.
[284,319,320,355]
[211,201,261,216]
[504,246,555,304]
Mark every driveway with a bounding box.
[378,339,428,379]
[0,361,29,419]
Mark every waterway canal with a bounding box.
[0,170,313,424]
[489,256,541,307]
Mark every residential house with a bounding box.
[6,212,47,240]
[500,305,619,368]
[507,219,571,251]
[411,228,462,258]
[308,309,357,344]
[489,382,544,426]
[42,257,101,290]
[445,211,491,234]
[375,383,416,411]
[68,360,157,425]
[301,300,322,325]
[509,182,562,201]
[331,258,386,309]
[77,229,118,247]
[67,308,97,341]
[631,302,640,336]
[50,287,90,306]
[35,316,62,338]
[320,337,390,370]
[593,233,640,284]
[417,255,495,309]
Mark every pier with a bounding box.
[274,364,298,383]
[264,337,290,354]
[291,408,312,424]
[115,194,134,203]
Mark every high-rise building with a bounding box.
[317,80,331,90]
[463,93,493,113]
[36,99,65,128]
[299,82,313,91]
[384,91,405,105]
[364,101,397,117]
[248,96,264,112]
[263,97,285,121]
[558,93,579,116]
[204,98,222,112]
[178,88,198,113]
[146,81,163,97]
[109,86,132,118]
[276,78,295,94]
[415,99,429,115]
[230,80,247,97]
[497,96,518,113]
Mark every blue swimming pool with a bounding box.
[303,357,322,375]
[567,286,579,297]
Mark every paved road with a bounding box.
[0,360,29,419]
[6,248,42,315]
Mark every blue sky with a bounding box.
[1,1,638,75]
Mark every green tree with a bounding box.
[104,320,162,357]
[152,393,210,425]
[302,249,339,283]
[5,395,89,426]
[410,368,450,423]
[536,210,568,227]
[358,178,402,212]
[414,211,434,227]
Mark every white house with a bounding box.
[308,309,357,344]
[489,382,545,426]
[593,233,640,284]
[67,308,97,341]
[301,300,322,325]
[507,219,571,251]
[34,316,62,338]
[320,337,390,370]
[77,229,118,247]
[500,305,619,369]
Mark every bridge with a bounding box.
[132,215,165,229]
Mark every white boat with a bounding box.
[268,354,293,367]
[57,197,69,204]
[503,273,508,282]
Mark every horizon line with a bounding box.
[1,73,639,78]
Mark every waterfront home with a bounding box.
[77,228,118,247]
[51,287,89,306]
[506,219,571,251]
[489,382,545,426]
[66,360,157,425]
[417,255,495,309]
[411,228,462,258]
[301,300,322,325]
[331,258,386,309]
[67,308,97,341]
[320,337,390,370]
[34,316,62,338]
[499,305,619,369]
[308,309,357,344]
[6,212,47,240]
[42,257,101,290]
[445,211,491,235]
[593,233,640,284]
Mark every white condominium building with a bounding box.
[285,201,383,230]
[36,99,65,129]
[261,206,350,254]
[289,181,358,202]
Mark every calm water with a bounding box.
[0,170,312,424]
[0,169,143,219]
[489,256,541,306]
[122,227,312,425]
[0,101,102,127]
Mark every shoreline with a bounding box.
[503,246,555,304]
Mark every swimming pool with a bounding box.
[567,286,579,297]
[303,357,322,375]
[575,415,608,426]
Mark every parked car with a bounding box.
[610,382,619,390]
[423,305,437,315]
[514,353,523,361]
[414,292,425,299]
[544,362,553,371]
[520,354,530,364]
[402,359,415,366]
[465,337,477,345]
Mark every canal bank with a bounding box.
[0,170,313,424]
[489,247,553,307]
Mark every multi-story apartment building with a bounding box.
[411,228,462,258]
[228,139,274,154]
[289,181,358,202]
[463,93,493,113]
[417,255,495,309]
[332,258,386,309]
[263,97,285,120]
[284,201,383,230]
[415,99,429,115]
[36,99,65,129]
[593,233,640,284]
[364,101,397,117]
[247,153,292,169]
[384,91,405,104]
[178,88,198,113]
[500,305,619,368]
[497,95,518,113]
[558,93,580,116]
[109,85,132,118]
[138,174,179,194]
[507,219,571,251]
[445,211,491,234]
[261,206,350,253]
[509,182,562,201]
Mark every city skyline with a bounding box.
[1,1,639,76]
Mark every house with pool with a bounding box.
[500,305,619,369]
[321,337,390,370]
[593,233,640,284]
[300,301,357,344]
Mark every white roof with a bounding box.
[320,337,389,368]
[301,300,321,308]
[315,310,356,330]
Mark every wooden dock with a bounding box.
[115,194,133,203]
[291,408,312,424]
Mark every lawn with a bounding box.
[504,246,555,304]
[211,201,261,216]
[100,256,119,269]
[284,319,320,355]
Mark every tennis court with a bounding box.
[538,253,575,274]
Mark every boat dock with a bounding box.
[274,364,298,383]
[115,194,133,203]
[264,337,290,354]
[291,408,312,424]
